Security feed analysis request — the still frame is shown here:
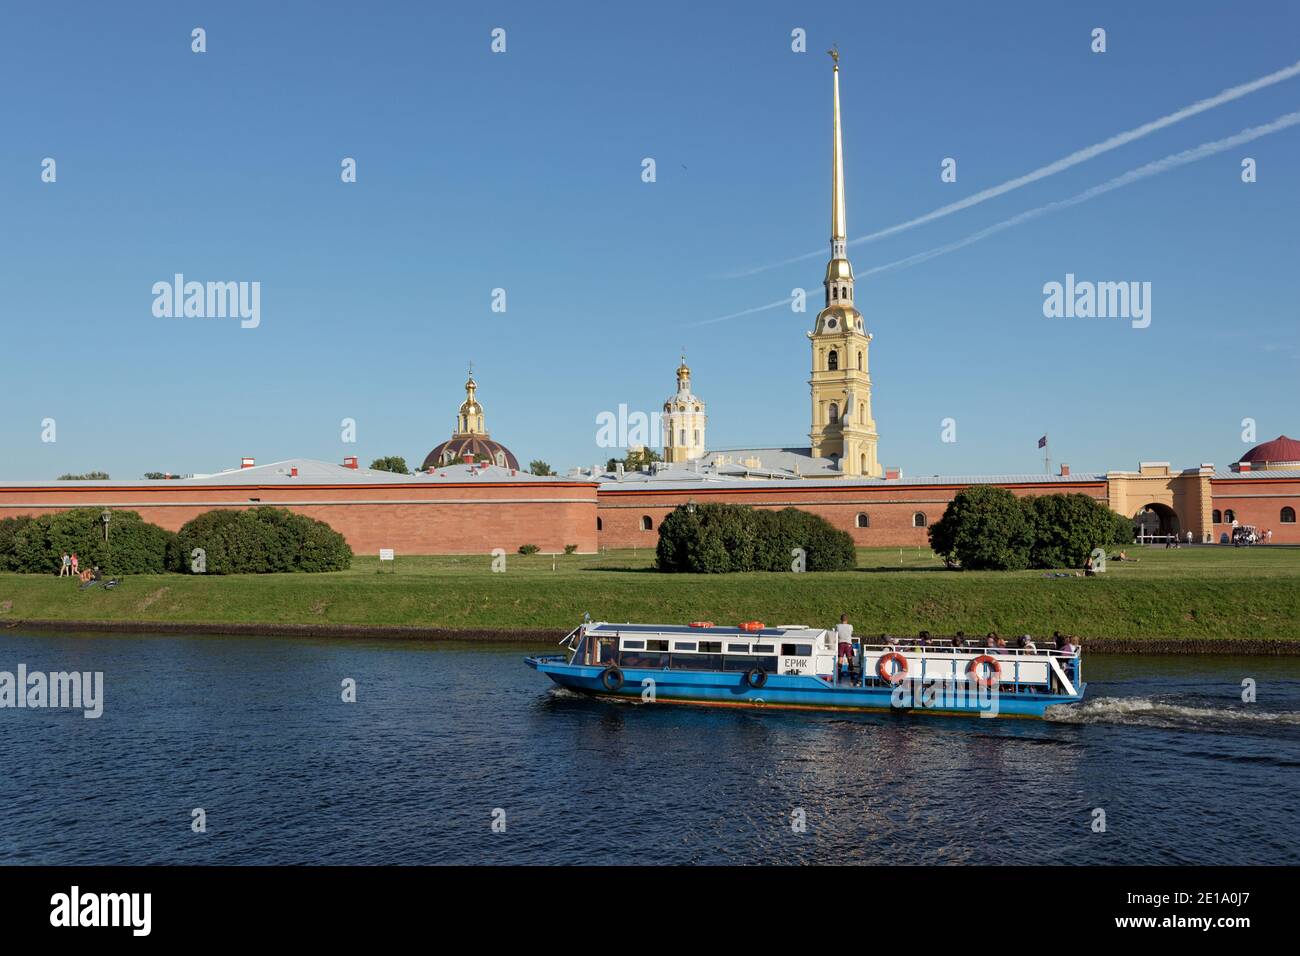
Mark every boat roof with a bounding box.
[588,622,817,638]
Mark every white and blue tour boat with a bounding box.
[526,620,1086,719]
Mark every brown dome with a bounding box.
[421,436,519,471]
[1238,435,1300,467]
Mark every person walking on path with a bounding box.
[59,552,71,577]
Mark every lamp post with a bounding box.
[101,509,111,544]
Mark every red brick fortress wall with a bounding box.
[0,480,600,556]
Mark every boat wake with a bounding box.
[1045,696,1300,729]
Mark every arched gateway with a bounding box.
[1134,502,1179,538]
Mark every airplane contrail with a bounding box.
[857,109,1300,279]
[692,110,1300,326]
[722,59,1300,279]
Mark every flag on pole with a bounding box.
[1037,435,1048,448]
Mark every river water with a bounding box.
[1,631,1297,865]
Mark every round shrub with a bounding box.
[930,487,1136,571]
[8,508,174,574]
[1024,493,1130,569]
[655,503,855,573]
[173,507,352,574]
[927,485,1033,571]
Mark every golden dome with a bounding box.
[825,258,854,282]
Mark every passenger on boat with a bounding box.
[916,630,930,647]
[1053,634,1079,687]
[835,613,854,671]
[985,631,1000,652]
[950,635,964,650]
[1017,634,1037,652]
[881,633,899,652]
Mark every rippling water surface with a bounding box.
[1,631,1297,865]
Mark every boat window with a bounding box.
[674,653,723,671]
[699,641,722,653]
[621,652,669,668]
[726,643,750,653]
[646,639,669,652]
[673,641,697,652]
[753,644,774,653]
[621,640,645,650]
[781,643,813,656]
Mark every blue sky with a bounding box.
[2,0,1297,480]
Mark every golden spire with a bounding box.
[829,46,846,245]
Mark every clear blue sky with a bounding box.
[2,0,1297,480]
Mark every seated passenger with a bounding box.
[985,631,1000,652]
[1017,634,1037,652]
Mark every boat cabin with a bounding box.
[571,623,838,678]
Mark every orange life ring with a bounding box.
[689,621,714,628]
[967,654,1002,688]
[876,652,909,685]
[739,621,765,632]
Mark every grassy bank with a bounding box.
[2,546,1298,643]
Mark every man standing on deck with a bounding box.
[835,614,854,683]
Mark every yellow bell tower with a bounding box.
[808,48,881,478]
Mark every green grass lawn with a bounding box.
[2,545,1298,641]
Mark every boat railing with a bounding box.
[855,643,1080,659]
[850,642,1082,696]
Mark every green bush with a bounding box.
[930,487,1135,571]
[563,544,578,555]
[518,544,540,555]
[655,503,855,573]
[6,508,174,574]
[0,516,36,571]
[1024,493,1132,568]
[928,486,1033,571]
[173,507,352,574]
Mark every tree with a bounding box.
[1024,493,1129,569]
[173,507,352,573]
[606,448,662,472]
[930,488,1137,571]
[927,485,1033,571]
[7,508,173,574]
[369,456,410,475]
[655,503,855,573]
[58,471,110,481]
[528,460,554,476]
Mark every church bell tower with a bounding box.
[808,48,882,478]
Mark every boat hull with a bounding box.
[525,656,1085,719]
